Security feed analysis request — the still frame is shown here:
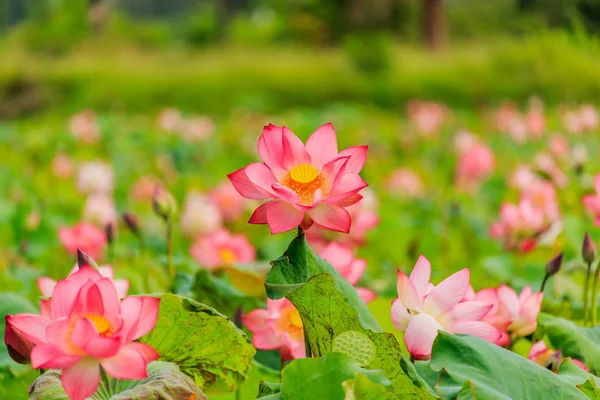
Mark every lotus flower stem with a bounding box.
[592,261,600,326]
[540,274,550,293]
[584,261,592,326]
[166,219,175,282]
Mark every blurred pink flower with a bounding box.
[37,264,129,299]
[83,194,118,228]
[52,154,74,179]
[157,108,183,133]
[319,242,376,303]
[190,229,255,270]
[497,285,543,338]
[68,110,101,144]
[489,200,545,253]
[535,153,568,188]
[58,223,107,260]
[493,101,520,132]
[529,341,588,371]
[77,161,114,195]
[243,298,305,360]
[391,255,500,360]
[229,123,368,234]
[580,104,599,131]
[510,165,538,191]
[180,191,222,238]
[407,101,449,136]
[582,174,600,226]
[130,176,161,203]
[548,134,569,160]
[520,180,561,223]
[525,98,546,138]
[385,168,425,199]
[181,116,215,141]
[456,141,495,191]
[561,104,599,134]
[208,181,247,223]
[6,266,160,400]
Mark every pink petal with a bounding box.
[83,336,122,358]
[309,203,351,233]
[6,314,51,345]
[40,299,52,318]
[520,292,543,322]
[113,279,130,298]
[71,281,105,317]
[356,287,377,304]
[30,344,81,369]
[409,255,431,298]
[518,286,532,303]
[242,309,269,332]
[286,336,306,359]
[404,313,443,360]
[101,346,149,380]
[321,156,350,193]
[252,328,285,350]
[445,301,493,324]
[120,296,160,341]
[337,145,368,173]
[70,318,98,351]
[338,193,363,208]
[305,123,338,170]
[423,269,470,317]
[228,168,272,199]
[344,259,366,286]
[391,298,411,331]
[126,342,160,363]
[37,277,57,297]
[266,201,305,234]
[281,126,311,169]
[448,321,501,343]
[257,124,286,179]
[51,280,81,318]
[324,173,368,205]
[397,271,423,312]
[98,266,114,280]
[66,265,104,288]
[62,357,100,400]
[497,285,520,318]
[528,340,549,360]
[271,183,300,203]
[248,201,273,224]
[95,278,121,319]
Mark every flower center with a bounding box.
[289,310,303,328]
[218,248,237,265]
[86,314,111,335]
[282,163,325,205]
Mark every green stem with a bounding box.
[297,226,304,238]
[166,219,175,281]
[592,261,600,326]
[540,273,550,293]
[584,261,592,326]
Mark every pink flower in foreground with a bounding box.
[208,181,247,222]
[391,256,500,360]
[529,341,588,371]
[385,168,425,199]
[243,298,304,360]
[190,229,255,270]
[228,123,368,234]
[319,242,376,303]
[5,266,160,400]
[58,223,107,260]
[497,285,543,338]
[38,265,129,299]
[583,174,600,226]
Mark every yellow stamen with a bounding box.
[86,314,111,335]
[219,248,237,265]
[289,310,303,328]
[282,163,325,205]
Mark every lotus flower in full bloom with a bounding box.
[242,298,305,360]
[58,223,107,260]
[319,242,376,303]
[228,123,368,234]
[391,256,500,360]
[37,264,129,299]
[190,229,256,270]
[582,174,600,226]
[529,341,588,372]
[5,265,160,400]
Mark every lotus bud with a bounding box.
[583,232,597,264]
[152,185,177,220]
[545,349,562,372]
[122,212,140,236]
[105,222,115,244]
[4,315,34,364]
[77,248,99,270]
[545,253,563,277]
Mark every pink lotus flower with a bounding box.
[5,266,160,400]
[69,110,101,144]
[58,223,107,260]
[130,176,161,203]
[83,194,118,228]
[345,188,379,244]
[190,229,255,270]
[455,140,495,191]
[548,134,569,160]
[208,181,247,222]
[157,108,183,133]
[228,123,368,234]
[52,154,74,179]
[181,116,215,141]
[180,191,222,238]
[391,256,500,360]
[509,165,538,191]
[243,298,304,360]
[520,180,561,223]
[497,285,543,337]
[319,242,376,303]
[38,264,129,299]
[77,161,114,195]
[385,168,425,199]
[529,341,588,371]
[462,287,510,346]
[535,153,568,188]
[583,174,600,226]
[406,101,449,136]
[4,317,35,364]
